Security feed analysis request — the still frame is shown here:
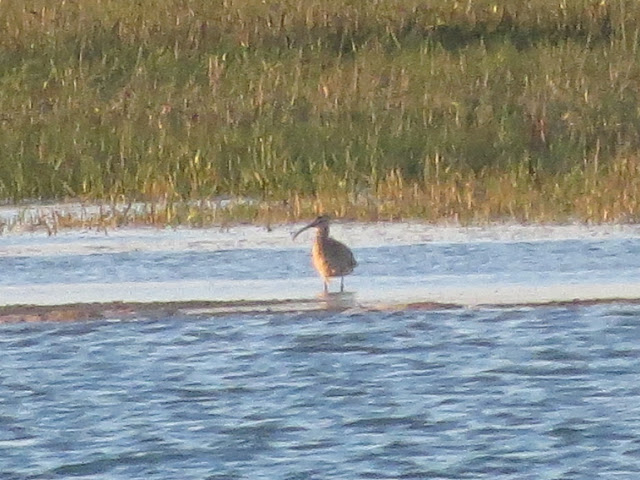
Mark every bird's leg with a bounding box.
[340,277,344,292]
[323,281,329,294]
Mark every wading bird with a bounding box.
[293,215,357,293]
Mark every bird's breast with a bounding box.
[312,238,356,277]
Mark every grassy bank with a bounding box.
[1,0,640,226]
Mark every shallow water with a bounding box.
[2,225,640,306]
[3,304,640,479]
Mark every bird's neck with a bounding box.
[316,226,329,239]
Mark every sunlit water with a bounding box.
[3,305,640,479]
[3,225,640,478]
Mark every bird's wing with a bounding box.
[325,238,357,275]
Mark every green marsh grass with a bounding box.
[1,0,640,228]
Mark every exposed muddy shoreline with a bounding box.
[3,295,640,324]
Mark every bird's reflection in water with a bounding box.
[317,291,357,310]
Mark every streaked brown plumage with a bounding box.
[293,215,357,293]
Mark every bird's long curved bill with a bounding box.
[292,223,313,240]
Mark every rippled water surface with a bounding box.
[3,304,640,479]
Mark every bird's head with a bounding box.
[292,215,331,240]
